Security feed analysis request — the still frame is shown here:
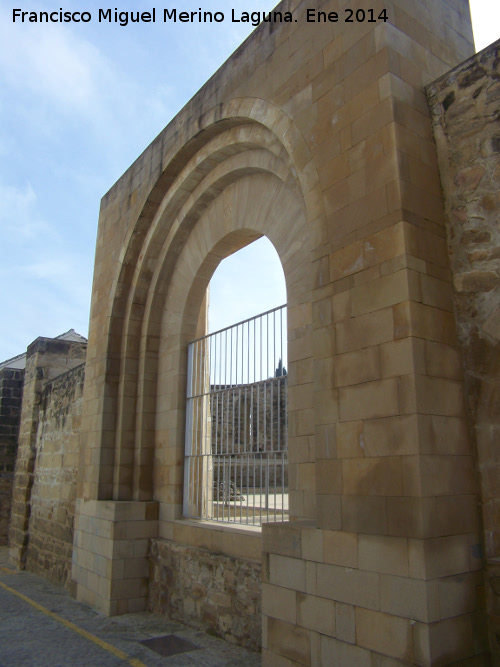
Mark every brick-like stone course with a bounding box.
[148,538,261,652]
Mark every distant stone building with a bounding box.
[0,330,86,580]
[0,358,24,545]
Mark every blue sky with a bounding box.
[0,1,498,361]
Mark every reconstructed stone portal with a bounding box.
[5,0,500,663]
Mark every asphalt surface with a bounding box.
[0,548,261,667]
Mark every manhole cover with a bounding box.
[140,635,201,657]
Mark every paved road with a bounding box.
[0,548,261,667]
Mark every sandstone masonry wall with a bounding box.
[0,368,24,545]
[74,0,491,662]
[427,38,500,662]
[9,338,87,576]
[25,363,85,587]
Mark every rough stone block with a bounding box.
[320,635,371,667]
[323,530,358,568]
[263,583,297,625]
[339,379,399,421]
[356,608,413,661]
[317,562,379,610]
[358,535,409,576]
[297,592,335,635]
[269,554,307,593]
[267,618,311,667]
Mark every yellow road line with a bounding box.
[0,580,147,667]
[0,566,17,574]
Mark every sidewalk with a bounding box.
[0,547,261,666]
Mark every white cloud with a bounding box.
[0,20,100,113]
[0,10,174,162]
[0,178,92,360]
[23,257,74,280]
[0,183,56,240]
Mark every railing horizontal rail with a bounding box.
[189,303,287,344]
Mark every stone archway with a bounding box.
[71,2,490,662]
[73,100,323,631]
[154,170,309,517]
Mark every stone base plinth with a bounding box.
[72,499,158,615]
[262,521,490,666]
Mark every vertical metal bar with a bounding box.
[195,450,200,518]
[225,328,228,386]
[230,322,233,389]
[247,322,250,384]
[216,452,220,521]
[217,331,221,391]
[183,440,191,517]
[273,451,277,522]
[247,454,255,523]
[266,452,270,523]
[241,322,244,386]
[264,314,268,448]
[260,312,263,382]
[237,385,241,455]
[184,343,194,517]
[215,368,219,459]
[231,386,234,456]
[253,315,256,386]
[267,310,270,381]
[239,410,243,522]
[252,384,256,526]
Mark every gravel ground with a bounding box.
[0,547,261,667]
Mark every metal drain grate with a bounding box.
[140,634,201,657]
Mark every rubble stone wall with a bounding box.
[427,39,500,659]
[148,538,261,651]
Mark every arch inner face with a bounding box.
[184,237,289,526]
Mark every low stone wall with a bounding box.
[0,368,24,545]
[24,363,85,587]
[148,538,262,651]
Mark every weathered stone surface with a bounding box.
[454,165,486,191]
[148,539,261,652]
[454,270,499,293]
[428,37,500,663]
[484,306,500,341]
[0,368,24,545]
[458,64,487,89]
[25,363,85,587]
[468,248,500,263]
[8,337,86,579]
[461,229,492,245]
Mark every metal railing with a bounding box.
[184,305,288,525]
